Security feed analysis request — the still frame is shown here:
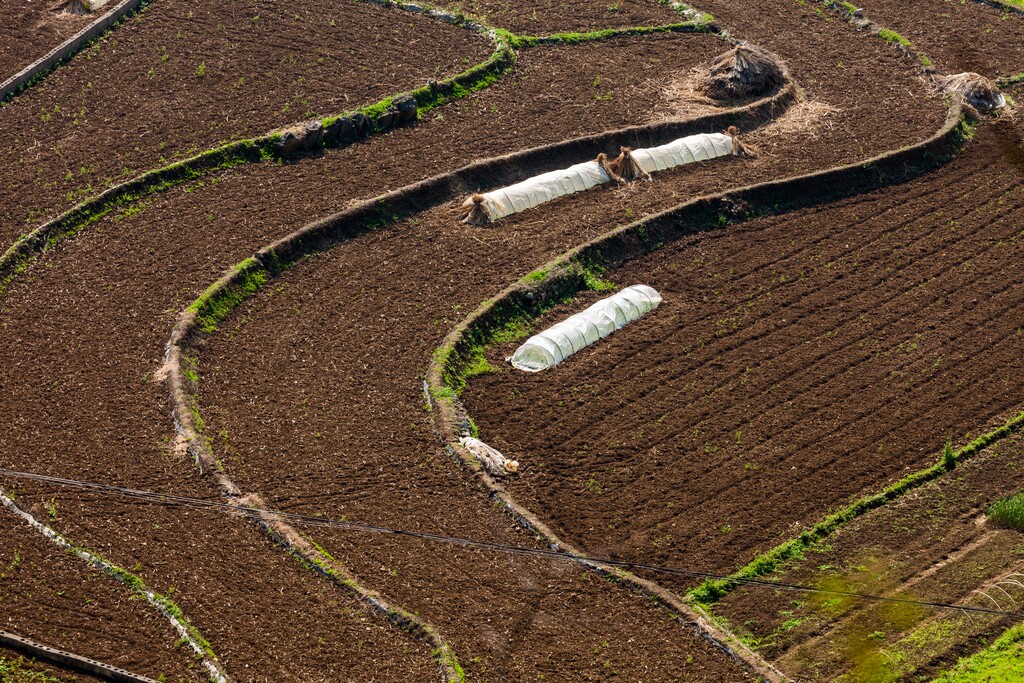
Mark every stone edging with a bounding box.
[0,0,147,103]
[0,630,160,683]
[422,100,968,683]
[0,490,229,683]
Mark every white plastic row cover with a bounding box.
[630,132,733,174]
[475,159,612,222]
[510,285,662,372]
[466,132,734,223]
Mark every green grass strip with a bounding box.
[510,20,715,47]
[689,408,1024,606]
[934,620,1024,682]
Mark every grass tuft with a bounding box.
[988,492,1024,531]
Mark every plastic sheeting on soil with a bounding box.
[459,436,519,476]
[462,132,735,225]
[510,285,662,372]
[629,132,733,174]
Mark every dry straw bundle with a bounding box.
[935,72,1006,114]
[698,44,786,100]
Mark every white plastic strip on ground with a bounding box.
[510,285,662,372]
[0,489,231,683]
[464,132,734,224]
[629,132,733,173]
[475,159,613,222]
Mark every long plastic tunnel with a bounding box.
[510,285,662,372]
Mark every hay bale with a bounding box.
[698,44,786,100]
[936,73,1006,113]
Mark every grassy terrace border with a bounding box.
[424,98,968,683]
[0,489,229,683]
[163,84,796,683]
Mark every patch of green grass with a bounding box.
[935,621,1024,682]
[877,28,911,47]
[0,656,62,682]
[988,492,1024,530]
[188,258,268,333]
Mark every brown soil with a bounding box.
[715,430,1024,681]
[0,0,490,235]
[462,120,1024,603]
[431,0,683,34]
[0,6,960,679]
[0,1,92,80]
[175,18,942,683]
[0,509,202,680]
[855,0,1024,79]
[0,34,755,681]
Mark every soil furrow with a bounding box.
[462,121,1024,595]
[525,161,1014,453]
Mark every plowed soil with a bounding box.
[0,0,993,678]
[0,34,756,681]
[431,0,683,34]
[855,0,1024,78]
[0,0,490,235]
[0,1,91,79]
[463,120,1024,598]
[716,429,1024,682]
[182,15,942,683]
[0,511,202,680]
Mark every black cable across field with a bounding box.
[2,468,1019,622]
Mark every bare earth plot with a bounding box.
[182,11,945,683]
[0,0,1020,679]
[429,0,683,34]
[714,428,1024,682]
[0,514,203,681]
[855,0,1024,78]
[0,0,491,236]
[463,118,1024,597]
[0,0,92,78]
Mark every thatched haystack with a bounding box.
[698,44,786,100]
[936,72,1006,114]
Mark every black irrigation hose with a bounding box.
[2,468,1021,621]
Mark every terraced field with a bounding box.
[1,0,1021,680]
